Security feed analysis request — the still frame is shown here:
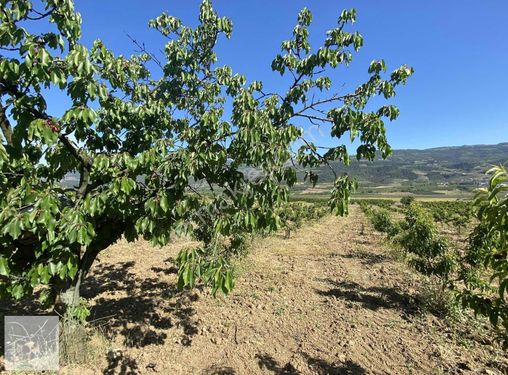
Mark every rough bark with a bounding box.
[56,247,98,313]
[0,103,13,146]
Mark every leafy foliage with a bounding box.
[362,200,456,284]
[175,246,235,297]
[368,208,400,237]
[420,200,474,231]
[353,198,395,211]
[397,204,456,283]
[279,202,327,238]
[357,199,400,237]
[359,168,508,347]
[0,0,412,308]
[400,196,415,207]
[459,165,508,347]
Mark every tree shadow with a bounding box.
[151,256,179,275]
[201,365,237,375]
[84,261,199,349]
[103,351,139,375]
[306,356,366,375]
[316,279,418,316]
[255,353,366,375]
[255,353,299,374]
[340,249,388,266]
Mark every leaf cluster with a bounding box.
[0,0,412,301]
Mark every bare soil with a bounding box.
[2,206,507,374]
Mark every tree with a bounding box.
[397,203,456,286]
[0,0,413,312]
[460,165,508,347]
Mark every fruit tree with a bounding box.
[0,0,413,311]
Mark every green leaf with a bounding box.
[39,266,51,284]
[28,119,58,144]
[160,194,169,213]
[10,284,25,299]
[224,270,233,292]
[48,262,58,276]
[4,218,22,239]
[0,256,10,276]
[58,264,68,280]
[120,177,135,194]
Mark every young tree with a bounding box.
[397,203,456,286]
[0,0,413,311]
[460,165,508,347]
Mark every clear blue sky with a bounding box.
[59,1,508,149]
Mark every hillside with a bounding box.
[294,142,508,196]
[61,143,508,196]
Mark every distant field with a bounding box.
[291,178,475,201]
[353,195,470,201]
[291,190,472,203]
[295,142,508,190]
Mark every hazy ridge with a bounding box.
[295,142,508,195]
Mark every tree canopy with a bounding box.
[0,0,413,307]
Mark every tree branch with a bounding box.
[299,136,337,180]
[0,79,92,170]
[126,34,164,70]
[0,103,13,146]
[26,8,55,21]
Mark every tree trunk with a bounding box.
[55,247,98,315]
[54,221,127,315]
[57,268,85,310]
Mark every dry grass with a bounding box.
[59,322,110,375]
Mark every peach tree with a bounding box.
[0,0,412,310]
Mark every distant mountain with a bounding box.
[294,142,508,195]
[61,143,507,196]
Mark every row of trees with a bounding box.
[0,0,412,313]
[362,166,508,348]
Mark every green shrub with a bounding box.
[370,209,400,236]
[416,279,462,320]
[353,198,395,211]
[420,200,474,228]
[397,204,456,284]
[458,165,508,348]
[278,201,327,238]
[400,195,415,207]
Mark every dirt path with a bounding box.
[70,207,506,374]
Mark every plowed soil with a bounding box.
[2,206,507,374]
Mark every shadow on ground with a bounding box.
[83,260,200,350]
[316,279,418,316]
[201,365,237,374]
[103,351,139,375]
[339,249,388,266]
[256,353,366,375]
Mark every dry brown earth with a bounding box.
[2,206,507,374]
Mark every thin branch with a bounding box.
[0,79,92,169]
[294,113,332,124]
[26,8,55,21]
[126,34,164,70]
[187,185,204,198]
[299,136,337,180]
[0,46,21,52]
